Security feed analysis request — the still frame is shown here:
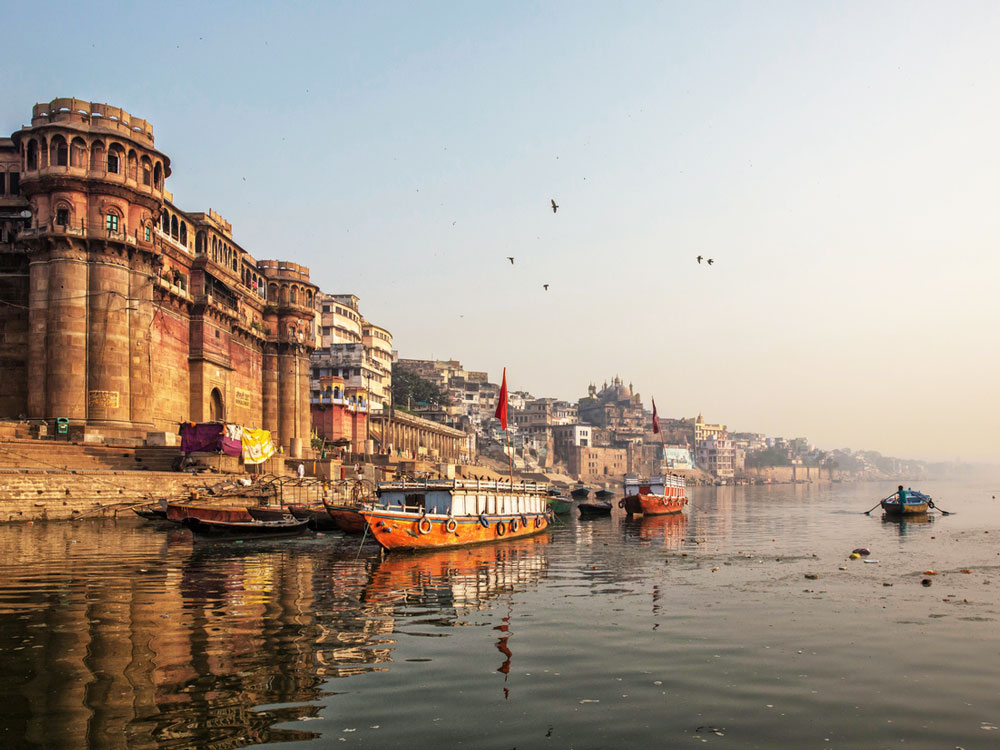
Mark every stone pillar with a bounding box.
[87,255,131,423]
[27,257,49,418]
[298,350,311,450]
[277,347,296,452]
[128,257,154,427]
[262,340,278,434]
[45,248,89,420]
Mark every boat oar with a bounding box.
[863,494,896,515]
[928,500,954,516]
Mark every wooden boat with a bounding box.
[570,486,591,500]
[132,503,168,522]
[619,475,688,516]
[320,482,373,534]
[577,499,612,517]
[595,489,615,500]
[881,487,932,516]
[360,478,552,552]
[166,501,254,524]
[544,489,574,515]
[181,516,310,538]
[288,503,339,531]
[247,505,295,522]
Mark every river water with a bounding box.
[1,479,999,749]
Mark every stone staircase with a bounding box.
[0,439,183,472]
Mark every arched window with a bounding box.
[209,388,224,422]
[39,137,48,168]
[170,215,178,239]
[195,231,206,254]
[268,283,277,301]
[50,136,68,167]
[179,221,187,246]
[306,290,313,307]
[107,144,124,174]
[161,211,169,234]
[290,286,298,304]
[54,203,71,226]
[153,162,162,189]
[70,138,87,168]
[26,140,38,171]
[105,208,121,233]
[141,156,152,186]
[126,150,138,180]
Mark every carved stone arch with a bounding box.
[90,139,105,173]
[26,139,38,170]
[53,198,73,226]
[290,285,298,304]
[170,214,178,239]
[161,209,169,233]
[49,134,68,167]
[179,221,187,246]
[126,149,138,181]
[70,137,87,168]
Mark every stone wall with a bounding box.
[0,469,213,522]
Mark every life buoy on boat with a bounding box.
[520,514,528,528]
[510,518,519,533]
[535,516,542,528]
[445,518,458,533]
[496,521,506,536]
[417,517,433,535]
[618,499,626,509]
[478,514,489,528]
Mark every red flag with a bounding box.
[495,368,508,430]
[652,398,660,434]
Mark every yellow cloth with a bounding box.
[242,428,276,465]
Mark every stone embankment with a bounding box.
[0,469,216,522]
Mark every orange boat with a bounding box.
[360,478,552,552]
[619,475,688,516]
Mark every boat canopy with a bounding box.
[624,475,684,494]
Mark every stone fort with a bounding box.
[0,98,315,454]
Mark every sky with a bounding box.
[4,1,999,462]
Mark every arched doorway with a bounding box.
[209,388,225,422]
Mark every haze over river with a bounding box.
[1,479,999,749]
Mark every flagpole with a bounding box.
[506,428,514,484]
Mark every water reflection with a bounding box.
[881,512,935,536]
[621,513,687,549]
[0,522,551,749]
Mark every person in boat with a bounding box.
[897,485,906,508]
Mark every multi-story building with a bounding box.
[565,446,628,482]
[696,435,735,479]
[577,377,647,443]
[0,98,315,453]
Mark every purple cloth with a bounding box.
[180,422,224,454]
[220,436,243,457]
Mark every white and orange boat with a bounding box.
[619,475,688,516]
[360,478,553,552]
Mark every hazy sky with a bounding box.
[5,1,998,462]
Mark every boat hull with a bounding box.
[620,493,688,516]
[166,502,254,524]
[578,500,612,517]
[288,504,339,531]
[247,506,294,522]
[181,517,310,538]
[361,509,551,551]
[570,488,590,499]
[546,496,574,515]
[326,506,366,533]
[881,500,929,516]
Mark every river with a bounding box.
[1,478,998,749]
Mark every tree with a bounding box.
[391,364,450,410]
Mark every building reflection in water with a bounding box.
[0,521,550,749]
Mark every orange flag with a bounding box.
[495,368,508,430]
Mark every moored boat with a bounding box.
[132,502,169,522]
[595,489,615,500]
[247,505,294,522]
[577,499,612,517]
[166,502,254,524]
[288,503,339,531]
[881,486,932,516]
[360,478,552,552]
[619,475,688,516]
[570,486,591,500]
[181,516,310,538]
[545,490,575,515]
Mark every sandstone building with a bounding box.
[0,98,315,454]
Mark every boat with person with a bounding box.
[619,475,688,516]
[359,478,552,551]
[880,485,932,516]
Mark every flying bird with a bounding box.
[507,257,515,265]
[551,199,559,213]
[707,258,714,265]
[543,284,549,291]
[697,255,703,264]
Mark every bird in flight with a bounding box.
[697,255,703,264]
[551,199,559,213]
[707,258,714,265]
[507,257,515,265]
[543,284,549,291]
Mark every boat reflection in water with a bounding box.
[622,512,688,550]
[882,512,935,536]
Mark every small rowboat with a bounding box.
[595,489,615,500]
[570,487,591,500]
[881,488,932,516]
[166,502,254,524]
[577,499,612,517]
[546,494,575,515]
[620,475,688,516]
[132,503,169,522]
[361,478,551,552]
[181,516,310,538]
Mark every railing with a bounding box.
[377,478,549,494]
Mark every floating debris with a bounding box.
[852,547,871,556]
[804,573,819,580]
[923,570,938,575]
[921,579,932,587]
